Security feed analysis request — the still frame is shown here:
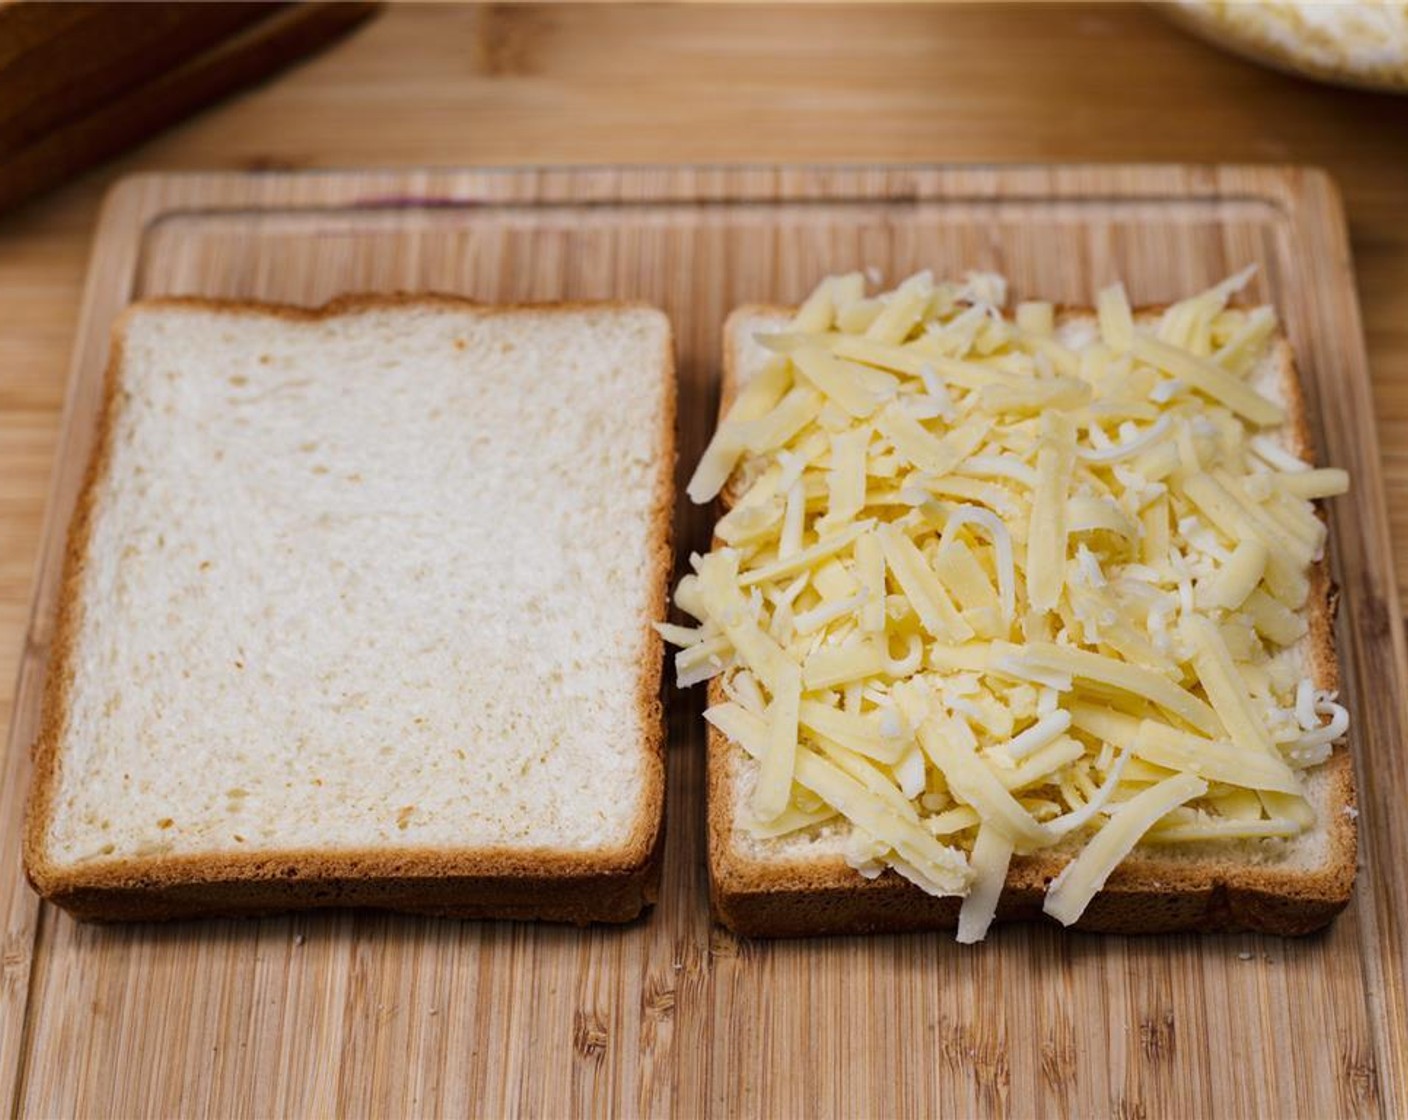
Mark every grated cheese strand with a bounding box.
[753,663,802,823]
[877,524,974,643]
[1133,336,1285,426]
[956,824,1016,944]
[918,718,1051,851]
[687,357,791,502]
[1044,774,1208,926]
[1027,412,1077,612]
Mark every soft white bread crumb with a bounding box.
[41,301,672,869]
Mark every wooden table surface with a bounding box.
[3,4,1407,1115]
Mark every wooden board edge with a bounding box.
[1283,165,1408,1117]
[0,155,168,1120]
[27,161,1345,220]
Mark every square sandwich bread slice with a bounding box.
[25,295,675,922]
[674,272,1355,939]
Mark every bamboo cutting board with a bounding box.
[2,166,1404,1119]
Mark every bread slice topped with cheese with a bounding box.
[662,270,1354,940]
[25,296,674,922]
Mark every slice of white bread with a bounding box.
[25,295,675,923]
[706,305,1355,937]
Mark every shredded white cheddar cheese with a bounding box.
[661,268,1351,941]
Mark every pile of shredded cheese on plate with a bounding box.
[1173,0,1408,92]
[659,269,1350,942]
